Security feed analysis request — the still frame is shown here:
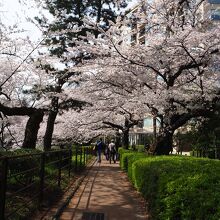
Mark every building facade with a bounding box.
[203,0,220,20]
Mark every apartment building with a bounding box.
[129,116,160,146]
[128,4,146,45]
[127,0,220,44]
[203,0,220,20]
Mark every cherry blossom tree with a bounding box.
[58,70,148,148]
[76,0,220,154]
[82,74,147,148]
[34,70,146,148]
[33,0,129,150]
[1,0,219,154]
[0,14,47,149]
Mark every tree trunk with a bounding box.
[115,130,121,149]
[0,103,45,149]
[153,116,157,143]
[43,97,59,151]
[154,130,173,155]
[22,110,44,149]
[43,110,58,151]
[122,129,129,149]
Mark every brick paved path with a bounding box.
[60,157,149,220]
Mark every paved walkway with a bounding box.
[60,157,149,220]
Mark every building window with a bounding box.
[139,26,145,38]
[143,118,153,128]
[131,33,137,43]
[139,37,145,45]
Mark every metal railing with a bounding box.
[0,146,93,220]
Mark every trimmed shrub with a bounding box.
[136,145,145,152]
[126,152,147,181]
[118,147,132,155]
[118,148,132,169]
[119,148,148,173]
[131,156,220,220]
[120,152,134,171]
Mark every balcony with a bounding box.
[139,25,145,38]
[208,0,220,3]
[210,9,220,20]
[131,33,137,44]
[211,13,220,19]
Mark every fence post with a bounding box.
[58,151,62,187]
[0,157,8,220]
[68,149,72,178]
[86,148,88,164]
[75,147,78,172]
[80,147,82,169]
[83,147,86,166]
[39,153,45,207]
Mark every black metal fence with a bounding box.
[0,146,93,220]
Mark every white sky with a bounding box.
[0,0,138,41]
[0,0,42,40]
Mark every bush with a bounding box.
[120,152,133,171]
[0,148,42,157]
[118,147,131,155]
[0,149,41,181]
[130,156,220,220]
[118,148,133,169]
[126,152,147,181]
[136,145,145,152]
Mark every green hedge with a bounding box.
[134,145,145,152]
[120,152,133,170]
[130,156,220,220]
[126,153,147,182]
[118,147,132,169]
[118,148,148,173]
[118,147,132,155]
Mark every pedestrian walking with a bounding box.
[104,142,110,161]
[108,139,116,164]
[95,138,104,163]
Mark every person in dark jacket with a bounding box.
[96,138,104,163]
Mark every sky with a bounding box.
[0,0,138,41]
[0,0,42,40]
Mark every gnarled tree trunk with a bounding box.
[154,130,174,155]
[43,97,59,151]
[122,128,129,149]
[0,104,45,149]
[43,110,58,151]
[153,107,215,155]
[22,110,44,149]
